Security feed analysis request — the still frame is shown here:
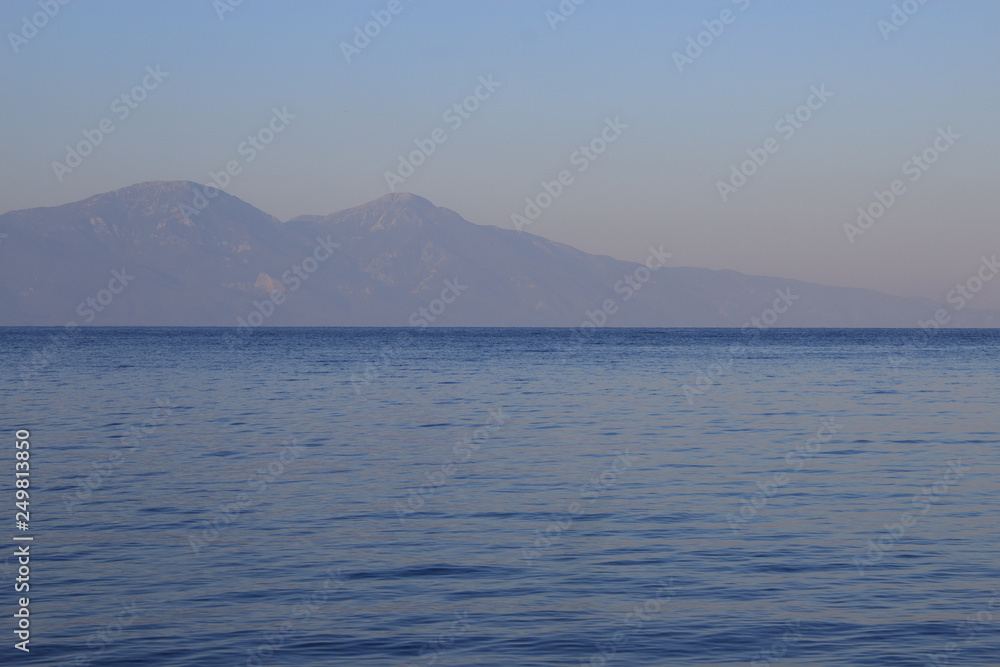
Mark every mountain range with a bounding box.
[1,180,996,327]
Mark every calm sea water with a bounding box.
[2,328,999,666]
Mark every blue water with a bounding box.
[2,328,999,666]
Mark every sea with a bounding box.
[1,327,998,666]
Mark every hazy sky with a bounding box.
[2,0,999,307]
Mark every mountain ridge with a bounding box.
[1,181,997,327]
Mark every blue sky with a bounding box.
[2,0,999,306]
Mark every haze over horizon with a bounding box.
[2,0,999,308]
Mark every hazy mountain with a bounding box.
[1,181,997,327]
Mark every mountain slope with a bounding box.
[0,181,307,324]
[0,182,997,327]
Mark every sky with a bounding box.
[2,0,999,308]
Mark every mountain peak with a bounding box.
[112,180,200,196]
[329,191,458,232]
[103,180,200,204]
[373,192,435,208]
